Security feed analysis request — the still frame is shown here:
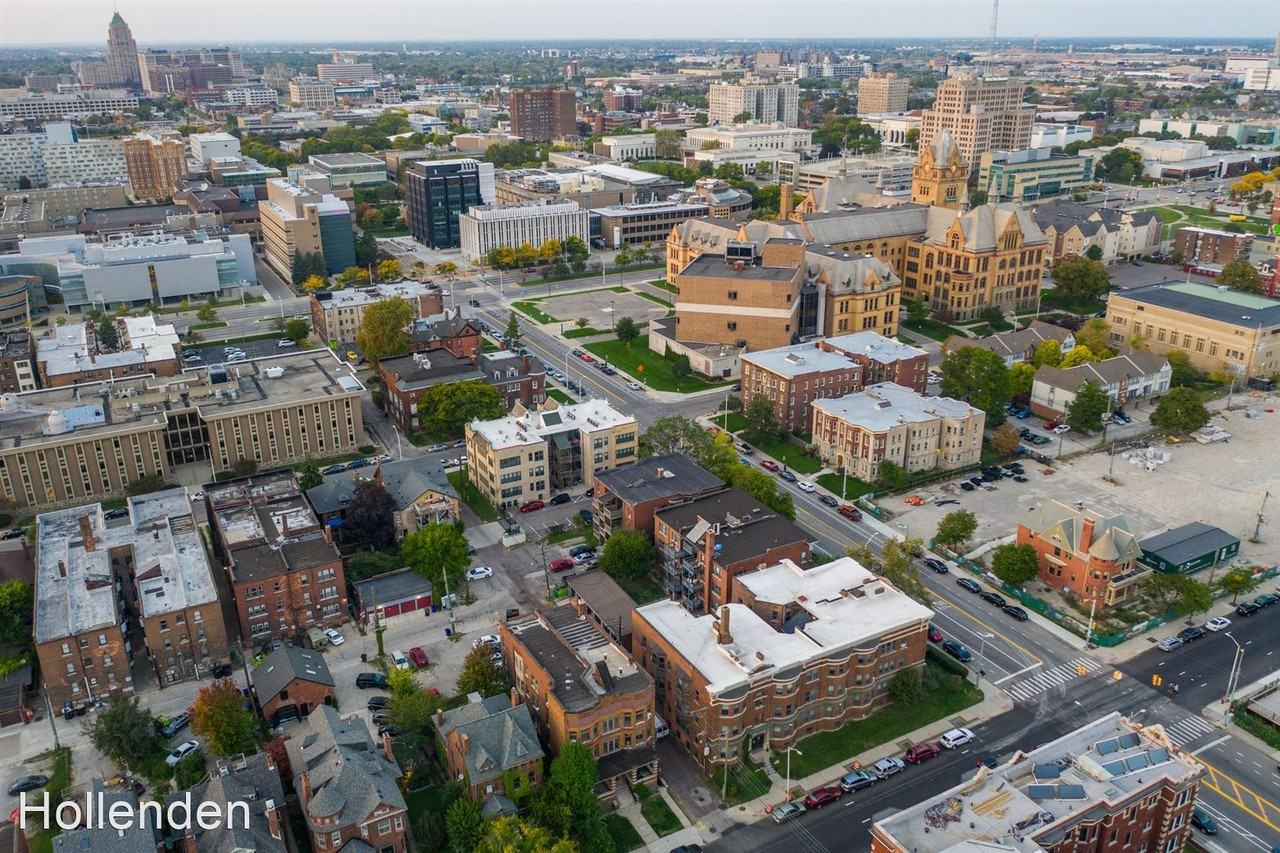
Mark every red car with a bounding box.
[905,742,941,764]
[838,504,863,522]
[927,624,944,643]
[549,558,574,573]
[1044,419,1062,430]
[580,353,594,363]
[408,647,429,668]
[519,500,545,513]
[760,460,780,472]
[803,786,842,809]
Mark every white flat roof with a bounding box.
[813,382,980,431]
[742,342,858,378]
[469,398,634,451]
[825,331,927,365]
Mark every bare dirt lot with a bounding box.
[894,395,1280,568]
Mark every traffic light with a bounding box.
[1151,674,1163,687]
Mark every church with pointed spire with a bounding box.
[910,129,968,209]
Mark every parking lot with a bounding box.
[1011,403,1158,459]
[894,396,1280,567]
[185,337,301,365]
[537,287,667,328]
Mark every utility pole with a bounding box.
[43,685,60,750]
[1250,490,1270,543]
[721,728,730,800]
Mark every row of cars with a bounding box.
[1157,588,1279,651]
[774,727,983,823]
[319,454,392,476]
[751,459,866,521]
[959,461,1028,492]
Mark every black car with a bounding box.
[818,494,839,508]
[103,507,130,520]
[923,558,949,574]
[356,672,389,689]
[569,544,595,558]
[1178,626,1206,643]
[980,591,1007,608]
[671,846,704,853]
[7,775,49,796]
[1003,605,1029,621]
[210,663,233,679]
[160,712,191,738]
[549,493,571,506]
[942,640,973,662]
[1254,593,1278,608]
[571,349,584,358]
[348,458,369,470]
[0,528,24,540]
[371,710,391,725]
[1012,475,1029,483]
[778,470,798,483]
[957,578,982,594]
[1235,601,1260,617]
[378,724,401,738]
[968,477,985,487]
[367,696,390,711]
[960,481,976,491]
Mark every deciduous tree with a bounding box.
[355,296,412,364]
[296,455,322,491]
[1217,259,1262,294]
[1051,256,1110,306]
[89,696,163,771]
[741,394,783,446]
[191,679,259,756]
[446,798,485,853]
[1066,380,1109,433]
[456,645,509,698]
[529,742,608,850]
[935,510,978,552]
[1219,566,1258,604]
[989,422,1023,455]
[347,479,397,550]
[1009,362,1036,400]
[1030,339,1063,368]
[376,258,401,281]
[876,459,909,491]
[614,315,638,343]
[725,465,795,519]
[940,347,1011,425]
[1059,344,1100,368]
[1075,318,1114,359]
[1150,387,1210,433]
[416,380,505,438]
[992,543,1040,584]
[284,318,310,344]
[0,580,33,646]
[402,523,469,595]
[598,530,653,582]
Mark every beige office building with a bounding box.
[466,398,637,510]
[708,77,799,127]
[289,77,337,110]
[2,181,130,227]
[123,134,188,200]
[0,350,365,511]
[857,73,909,115]
[260,177,344,280]
[919,74,1034,168]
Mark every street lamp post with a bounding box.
[782,746,802,801]
[1222,632,1245,715]
[391,424,403,461]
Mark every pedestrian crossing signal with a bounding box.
[1151,674,1163,687]
[1076,663,1088,676]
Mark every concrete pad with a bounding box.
[537,288,668,328]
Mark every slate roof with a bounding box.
[53,782,158,853]
[922,203,1047,250]
[173,754,286,853]
[252,645,334,702]
[799,203,930,244]
[804,173,888,213]
[286,706,407,830]
[438,695,544,785]
[1139,522,1239,566]
[1023,500,1140,563]
[593,453,722,504]
[1034,351,1169,392]
[1030,199,1159,235]
[968,320,1075,360]
[306,457,457,516]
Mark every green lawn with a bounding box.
[583,336,733,393]
[481,339,499,353]
[604,814,645,852]
[188,321,228,331]
[617,572,666,606]
[750,436,822,474]
[770,663,982,778]
[512,301,558,324]
[901,317,954,341]
[564,326,608,338]
[816,472,876,500]
[713,412,747,433]
[1040,289,1106,316]
[649,279,678,293]
[446,470,499,523]
[639,794,683,837]
[547,388,576,404]
[1146,206,1184,224]
[635,291,673,307]
[1233,708,1280,750]
[713,753,774,806]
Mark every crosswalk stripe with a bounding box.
[1003,657,1105,703]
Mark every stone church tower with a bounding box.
[910,129,967,209]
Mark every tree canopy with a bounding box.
[355,296,412,364]
[89,695,163,770]
[347,479,397,550]
[456,645,510,698]
[402,523,470,595]
[1051,257,1110,306]
[416,380,505,439]
[191,679,259,756]
[1217,259,1263,294]
[598,529,654,582]
[1066,380,1109,433]
[939,347,1011,425]
[1150,387,1210,433]
[991,543,1040,585]
[934,510,978,552]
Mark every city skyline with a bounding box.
[0,0,1277,45]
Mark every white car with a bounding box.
[276,339,297,348]
[940,727,975,749]
[628,381,642,391]
[466,566,494,581]
[427,444,447,453]
[927,372,943,384]
[1051,424,1071,435]
[796,481,816,493]
[391,650,410,670]
[472,634,500,649]
[1205,616,1232,632]
[166,740,200,767]
[189,491,204,502]
[324,627,345,646]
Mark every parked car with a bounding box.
[7,775,49,796]
[427,443,447,453]
[1111,411,1131,424]
[473,634,499,649]
[927,624,944,643]
[390,650,410,670]
[956,578,982,594]
[817,494,839,508]
[760,460,779,472]
[1191,807,1219,835]
[1157,636,1184,652]
[1236,601,1260,617]
[549,493,571,506]
[166,740,200,767]
[803,786,841,809]
[276,339,297,348]
[568,544,595,558]
[923,558,949,574]
[519,500,545,513]
[771,802,805,824]
[980,591,1007,608]
[837,505,862,521]
[323,628,345,646]
[942,640,973,662]
[1052,424,1071,435]
[548,558,574,573]
[356,672,388,689]
[940,727,975,749]
[572,551,595,564]
[408,647,430,668]
[628,381,642,391]
[1205,616,1231,632]
[838,770,877,792]
[778,470,798,483]
[210,663,233,678]
[1003,605,1029,622]
[371,710,391,725]
[796,481,816,493]
[960,481,976,492]
[367,696,390,711]
[871,757,905,780]
[1253,593,1278,608]
[466,566,494,581]
[103,507,130,521]
[905,741,941,764]
[160,712,191,738]
[1178,626,1206,643]
[321,463,348,475]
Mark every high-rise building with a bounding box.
[857,73,909,114]
[404,158,495,249]
[919,73,1035,169]
[316,61,375,82]
[708,77,800,127]
[122,134,188,200]
[509,88,577,141]
[136,48,244,95]
[105,12,140,86]
[260,176,355,280]
[288,77,336,109]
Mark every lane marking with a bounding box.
[995,662,1042,684]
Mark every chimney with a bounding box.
[266,800,282,840]
[58,560,67,578]
[298,770,312,804]
[716,605,732,645]
[1080,516,1096,553]
[322,523,333,544]
[281,514,290,538]
[779,185,794,220]
[510,686,520,709]
[434,709,445,729]
[78,515,96,552]
[381,730,395,762]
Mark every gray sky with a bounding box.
[0,0,1273,44]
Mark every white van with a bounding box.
[940,727,975,749]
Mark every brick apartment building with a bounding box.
[1017,500,1145,608]
[509,87,577,142]
[503,606,660,800]
[35,489,229,706]
[871,713,1203,853]
[632,556,932,769]
[1173,225,1254,266]
[287,706,408,853]
[251,644,335,726]
[378,349,545,433]
[740,332,928,431]
[654,487,813,615]
[0,328,35,393]
[407,308,482,359]
[591,453,723,543]
[205,472,348,645]
[309,281,444,343]
[437,692,544,807]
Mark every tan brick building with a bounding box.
[811,382,985,483]
[857,73,909,114]
[632,556,931,769]
[309,281,444,344]
[902,204,1047,321]
[919,73,1034,169]
[123,134,187,200]
[909,130,967,209]
[503,606,659,799]
[206,472,348,645]
[35,488,229,706]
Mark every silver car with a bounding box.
[771,802,805,824]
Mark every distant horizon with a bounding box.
[1,0,1277,47]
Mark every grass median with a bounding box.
[583,336,732,393]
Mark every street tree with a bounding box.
[725,465,795,519]
[1150,387,1210,433]
[991,543,1040,585]
[1051,256,1110,306]
[504,310,523,349]
[741,394,783,446]
[1219,566,1258,604]
[934,510,978,553]
[614,315,639,343]
[989,422,1023,455]
[1178,578,1213,622]
[417,380,505,438]
[456,645,509,698]
[435,262,459,277]
[638,415,712,459]
[1066,380,1109,433]
[939,346,1011,425]
[347,479,397,550]
[284,318,310,344]
[598,529,654,582]
[355,296,412,365]
[1218,259,1262,293]
[89,695,164,771]
[402,522,470,595]
[195,300,218,323]
[191,679,259,756]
